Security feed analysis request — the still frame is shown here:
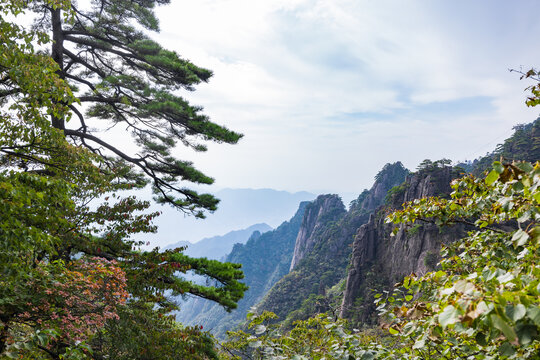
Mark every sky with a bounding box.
[141,0,540,196]
[14,0,540,245]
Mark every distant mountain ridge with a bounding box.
[255,162,409,325]
[148,188,316,246]
[175,203,309,337]
[164,223,272,260]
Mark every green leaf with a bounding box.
[506,304,526,322]
[499,342,516,357]
[485,170,499,185]
[248,340,262,348]
[412,336,425,349]
[526,306,540,326]
[515,162,533,173]
[361,352,375,360]
[254,324,266,335]
[475,332,488,346]
[439,305,460,328]
[497,272,515,284]
[403,277,410,289]
[513,181,525,192]
[493,161,504,174]
[511,229,530,247]
[454,279,475,294]
[516,324,536,345]
[491,314,517,342]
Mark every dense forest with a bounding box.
[1,0,539,359]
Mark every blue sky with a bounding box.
[148,0,540,195]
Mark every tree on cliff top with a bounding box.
[2,0,242,217]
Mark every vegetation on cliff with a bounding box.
[221,160,540,359]
[255,163,409,328]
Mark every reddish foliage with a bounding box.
[17,257,128,344]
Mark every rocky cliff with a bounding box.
[289,195,346,271]
[255,162,409,325]
[340,166,465,323]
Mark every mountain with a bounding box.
[174,202,309,337]
[254,162,409,327]
[252,117,539,328]
[149,188,316,246]
[164,223,272,260]
[340,165,466,324]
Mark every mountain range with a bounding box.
[175,117,539,337]
[164,223,272,260]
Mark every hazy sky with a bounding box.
[144,0,540,195]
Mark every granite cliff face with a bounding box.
[340,166,465,322]
[289,195,346,271]
[255,163,409,324]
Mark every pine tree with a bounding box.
[1,1,248,357]
[9,0,243,218]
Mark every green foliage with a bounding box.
[416,158,452,173]
[381,161,540,358]
[220,311,386,360]
[384,182,409,207]
[0,1,248,358]
[350,189,369,209]
[90,300,219,360]
[422,250,438,269]
[374,161,409,184]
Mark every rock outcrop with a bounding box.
[290,195,346,271]
[255,162,408,324]
[340,166,465,322]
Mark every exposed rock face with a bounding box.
[290,195,346,271]
[255,163,408,324]
[402,166,455,203]
[340,166,464,321]
[359,162,410,212]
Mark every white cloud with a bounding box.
[150,0,540,195]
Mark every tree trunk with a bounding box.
[51,7,65,130]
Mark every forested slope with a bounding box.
[255,163,409,326]
[176,202,309,337]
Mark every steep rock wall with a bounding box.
[340,166,465,322]
[290,195,346,271]
[255,163,409,324]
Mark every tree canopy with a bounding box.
[2,0,243,217]
[0,1,248,358]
